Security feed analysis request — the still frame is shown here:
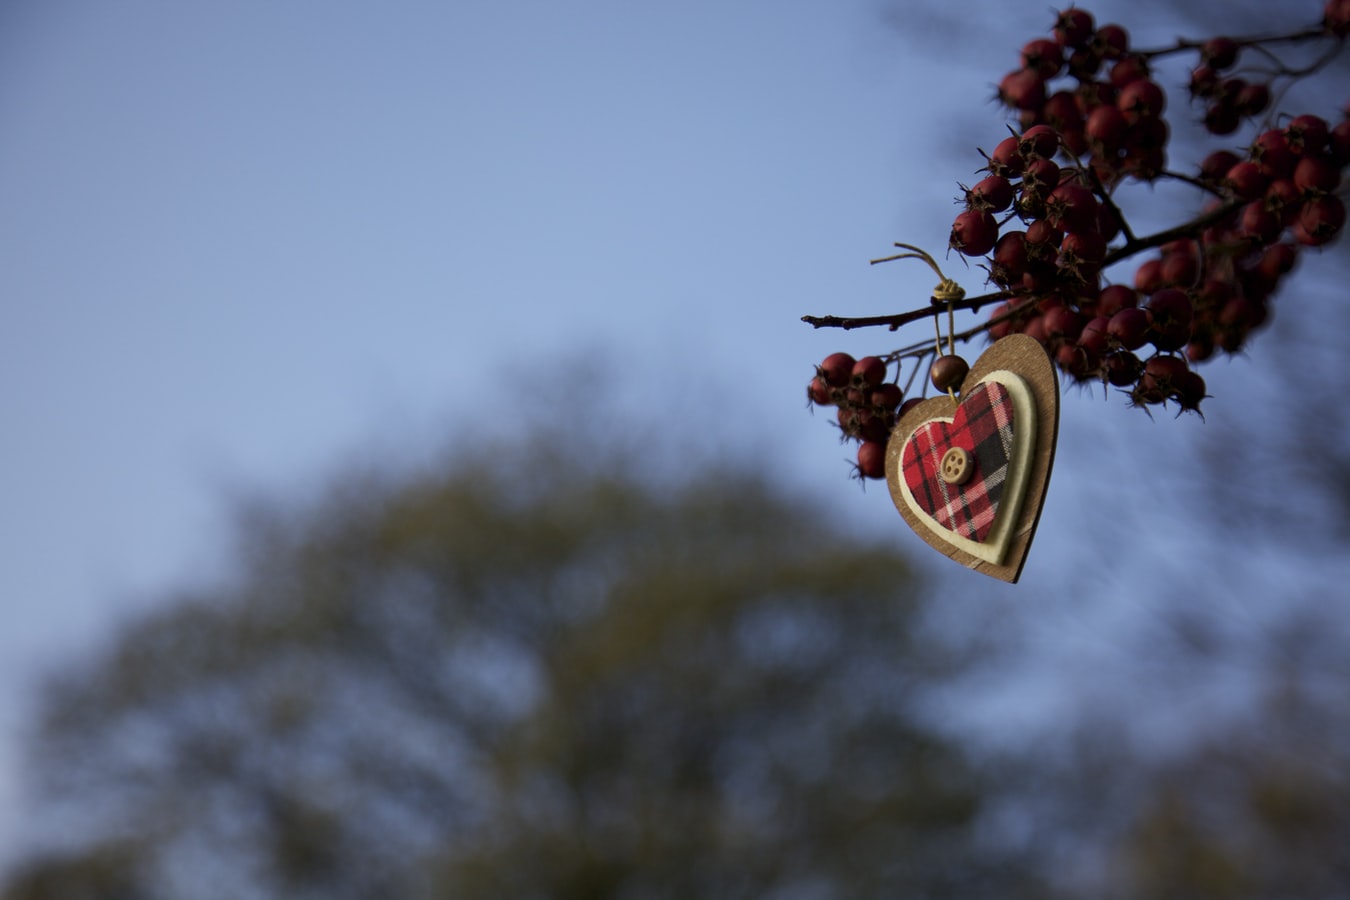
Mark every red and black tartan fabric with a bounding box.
[901,381,1015,542]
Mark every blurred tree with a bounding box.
[1,425,1038,899]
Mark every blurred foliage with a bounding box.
[1,428,1037,899]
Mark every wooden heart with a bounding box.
[884,334,1059,583]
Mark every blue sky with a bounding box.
[3,0,1347,866]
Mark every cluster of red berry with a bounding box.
[806,3,1349,479]
[808,352,910,479]
[809,350,973,481]
[973,6,1347,410]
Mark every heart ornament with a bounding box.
[884,334,1059,583]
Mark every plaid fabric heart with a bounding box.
[900,382,1015,543]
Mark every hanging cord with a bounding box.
[873,243,965,403]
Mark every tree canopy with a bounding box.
[2,432,1034,899]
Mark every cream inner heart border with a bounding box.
[896,370,1037,566]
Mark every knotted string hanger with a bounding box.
[871,243,965,403]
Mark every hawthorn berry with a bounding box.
[1097,284,1139,316]
[1117,79,1164,123]
[807,375,835,407]
[1085,105,1129,154]
[1046,182,1099,233]
[1293,155,1341,194]
[1201,36,1240,69]
[1225,160,1269,200]
[1053,7,1095,48]
[1144,288,1194,351]
[851,356,887,388]
[986,136,1025,178]
[819,352,856,388]
[1019,124,1061,159]
[1296,194,1346,245]
[990,230,1030,287]
[1078,315,1112,356]
[1093,23,1130,58]
[1285,114,1330,154]
[871,383,904,411]
[1171,368,1207,414]
[1236,81,1271,116]
[1022,38,1064,78]
[999,68,1048,111]
[1189,65,1220,99]
[966,175,1015,212]
[1239,201,1282,246]
[1328,119,1350,165]
[1103,350,1143,386]
[1204,101,1242,136]
[1107,306,1150,350]
[856,441,887,480]
[950,209,999,257]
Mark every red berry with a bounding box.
[1297,195,1346,245]
[1108,307,1150,350]
[807,376,834,406]
[1104,350,1143,386]
[818,352,856,388]
[1236,82,1270,116]
[1225,160,1269,200]
[1085,105,1128,153]
[1019,124,1061,160]
[1199,150,1241,183]
[1201,37,1239,70]
[1134,355,1189,406]
[1044,91,1085,137]
[987,136,1025,178]
[1134,258,1164,294]
[1097,284,1139,316]
[1021,38,1064,78]
[1112,79,1166,123]
[1109,55,1150,88]
[1053,7,1095,48]
[1059,231,1107,282]
[1094,24,1130,58]
[967,175,1015,212]
[1264,179,1302,225]
[1293,156,1341,195]
[1189,65,1220,99]
[1043,304,1084,340]
[851,356,887,388]
[1257,242,1298,281]
[1171,369,1207,414]
[990,231,1029,288]
[1238,201,1282,245]
[1326,0,1350,36]
[1145,288,1194,351]
[1021,158,1062,200]
[1328,119,1350,166]
[1252,130,1296,179]
[856,441,886,480]
[1078,315,1112,356]
[1204,101,1241,136]
[999,69,1047,112]
[950,209,999,257]
[1024,220,1063,263]
[1046,182,1098,234]
[1285,114,1330,155]
[870,383,903,411]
